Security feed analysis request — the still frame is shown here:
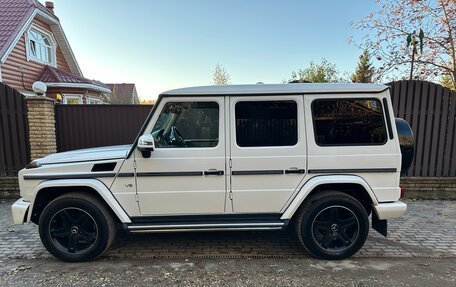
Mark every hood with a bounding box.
[38,145,130,165]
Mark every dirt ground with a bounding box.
[0,257,455,287]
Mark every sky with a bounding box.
[44,0,380,100]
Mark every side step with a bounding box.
[124,222,287,233]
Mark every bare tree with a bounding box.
[351,0,455,88]
[212,64,231,85]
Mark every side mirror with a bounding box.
[137,134,155,158]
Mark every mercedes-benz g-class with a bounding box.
[12,83,414,262]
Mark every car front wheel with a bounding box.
[38,193,116,262]
[295,191,369,260]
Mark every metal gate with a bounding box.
[0,83,30,176]
[55,104,152,152]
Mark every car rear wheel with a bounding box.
[38,193,116,262]
[295,191,369,260]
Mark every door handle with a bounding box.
[285,169,305,174]
[204,170,224,176]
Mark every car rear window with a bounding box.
[311,98,387,146]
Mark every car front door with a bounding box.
[228,95,308,213]
[135,97,227,215]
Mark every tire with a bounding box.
[295,191,369,260]
[38,192,116,262]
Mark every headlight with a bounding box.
[26,160,41,169]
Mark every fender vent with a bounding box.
[91,162,117,172]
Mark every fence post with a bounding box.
[25,96,57,160]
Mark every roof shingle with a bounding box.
[40,65,111,91]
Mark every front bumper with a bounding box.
[11,198,30,224]
[373,201,407,220]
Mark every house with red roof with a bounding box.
[0,0,111,104]
[106,83,140,104]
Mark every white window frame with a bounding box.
[87,96,104,105]
[25,24,57,67]
[63,94,83,104]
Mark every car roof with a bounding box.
[161,83,389,96]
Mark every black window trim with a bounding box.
[234,98,300,148]
[382,97,394,140]
[310,97,389,147]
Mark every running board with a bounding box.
[124,222,286,233]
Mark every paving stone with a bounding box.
[1,199,456,259]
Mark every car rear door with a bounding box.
[228,95,308,213]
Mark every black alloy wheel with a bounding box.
[39,193,116,262]
[311,205,359,251]
[49,207,98,254]
[295,191,369,260]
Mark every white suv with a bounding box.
[12,83,413,262]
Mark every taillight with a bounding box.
[400,187,406,198]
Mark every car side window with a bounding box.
[151,101,219,148]
[235,100,298,147]
[311,98,387,146]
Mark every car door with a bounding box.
[228,95,308,213]
[135,96,227,215]
[305,93,401,202]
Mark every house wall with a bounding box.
[0,18,71,92]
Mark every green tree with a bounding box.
[289,59,343,83]
[351,49,375,83]
[212,64,231,85]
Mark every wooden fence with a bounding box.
[55,104,152,152]
[388,80,456,177]
[0,83,29,176]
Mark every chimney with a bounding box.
[45,1,54,14]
